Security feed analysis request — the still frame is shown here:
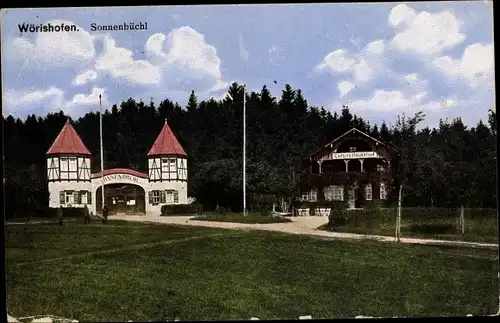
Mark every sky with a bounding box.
[1,2,495,129]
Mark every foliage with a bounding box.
[3,83,497,216]
[5,221,498,320]
[160,203,203,216]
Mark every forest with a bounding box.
[3,82,497,217]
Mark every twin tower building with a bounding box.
[46,119,188,215]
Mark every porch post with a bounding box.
[343,159,349,172]
[359,158,364,172]
[317,160,323,174]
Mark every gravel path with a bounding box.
[112,215,499,250]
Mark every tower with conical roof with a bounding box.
[46,120,93,208]
[146,119,188,213]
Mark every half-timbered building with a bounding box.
[301,128,397,210]
[46,119,189,215]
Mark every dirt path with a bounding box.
[111,215,499,250]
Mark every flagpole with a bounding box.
[243,84,247,216]
[99,94,105,214]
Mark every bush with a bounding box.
[161,203,203,216]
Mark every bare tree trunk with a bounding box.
[396,184,403,242]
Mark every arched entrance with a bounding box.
[96,184,146,215]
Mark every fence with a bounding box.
[327,207,498,243]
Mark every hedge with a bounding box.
[161,203,203,216]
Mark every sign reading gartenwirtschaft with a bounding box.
[324,151,381,160]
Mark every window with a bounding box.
[127,199,136,206]
[178,159,187,180]
[169,159,177,180]
[301,189,317,202]
[349,147,357,152]
[165,190,174,203]
[65,191,74,204]
[152,190,161,204]
[380,183,387,200]
[59,157,78,180]
[365,184,372,200]
[161,159,169,173]
[333,186,344,201]
[80,191,88,204]
[60,158,69,180]
[324,185,343,201]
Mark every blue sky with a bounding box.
[1,2,494,128]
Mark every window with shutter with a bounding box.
[174,191,179,203]
[80,191,88,204]
[148,191,154,204]
[87,191,92,204]
[74,191,81,204]
[160,190,166,203]
[60,191,65,204]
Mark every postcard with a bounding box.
[2,3,497,322]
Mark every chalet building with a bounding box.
[46,119,188,215]
[300,128,397,211]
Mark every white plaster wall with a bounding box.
[49,174,188,216]
[147,180,188,216]
[48,181,93,209]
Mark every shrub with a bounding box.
[161,203,203,216]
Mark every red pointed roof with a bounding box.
[147,119,187,157]
[46,120,92,156]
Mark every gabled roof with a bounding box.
[147,119,187,157]
[307,127,396,160]
[46,120,92,156]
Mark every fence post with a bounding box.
[395,185,403,242]
[460,205,465,235]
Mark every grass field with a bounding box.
[192,212,292,224]
[5,220,499,321]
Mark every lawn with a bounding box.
[5,220,499,321]
[191,212,292,224]
[322,208,498,244]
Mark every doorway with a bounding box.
[96,184,146,215]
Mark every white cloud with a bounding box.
[239,35,249,61]
[347,90,427,112]
[364,40,385,56]
[96,36,161,85]
[433,43,494,88]
[3,86,107,118]
[315,49,355,73]
[353,58,374,82]
[72,70,98,86]
[7,20,95,68]
[338,80,356,98]
[403,73,428,92]
[144,26,227,92]
[389,4,465,56]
